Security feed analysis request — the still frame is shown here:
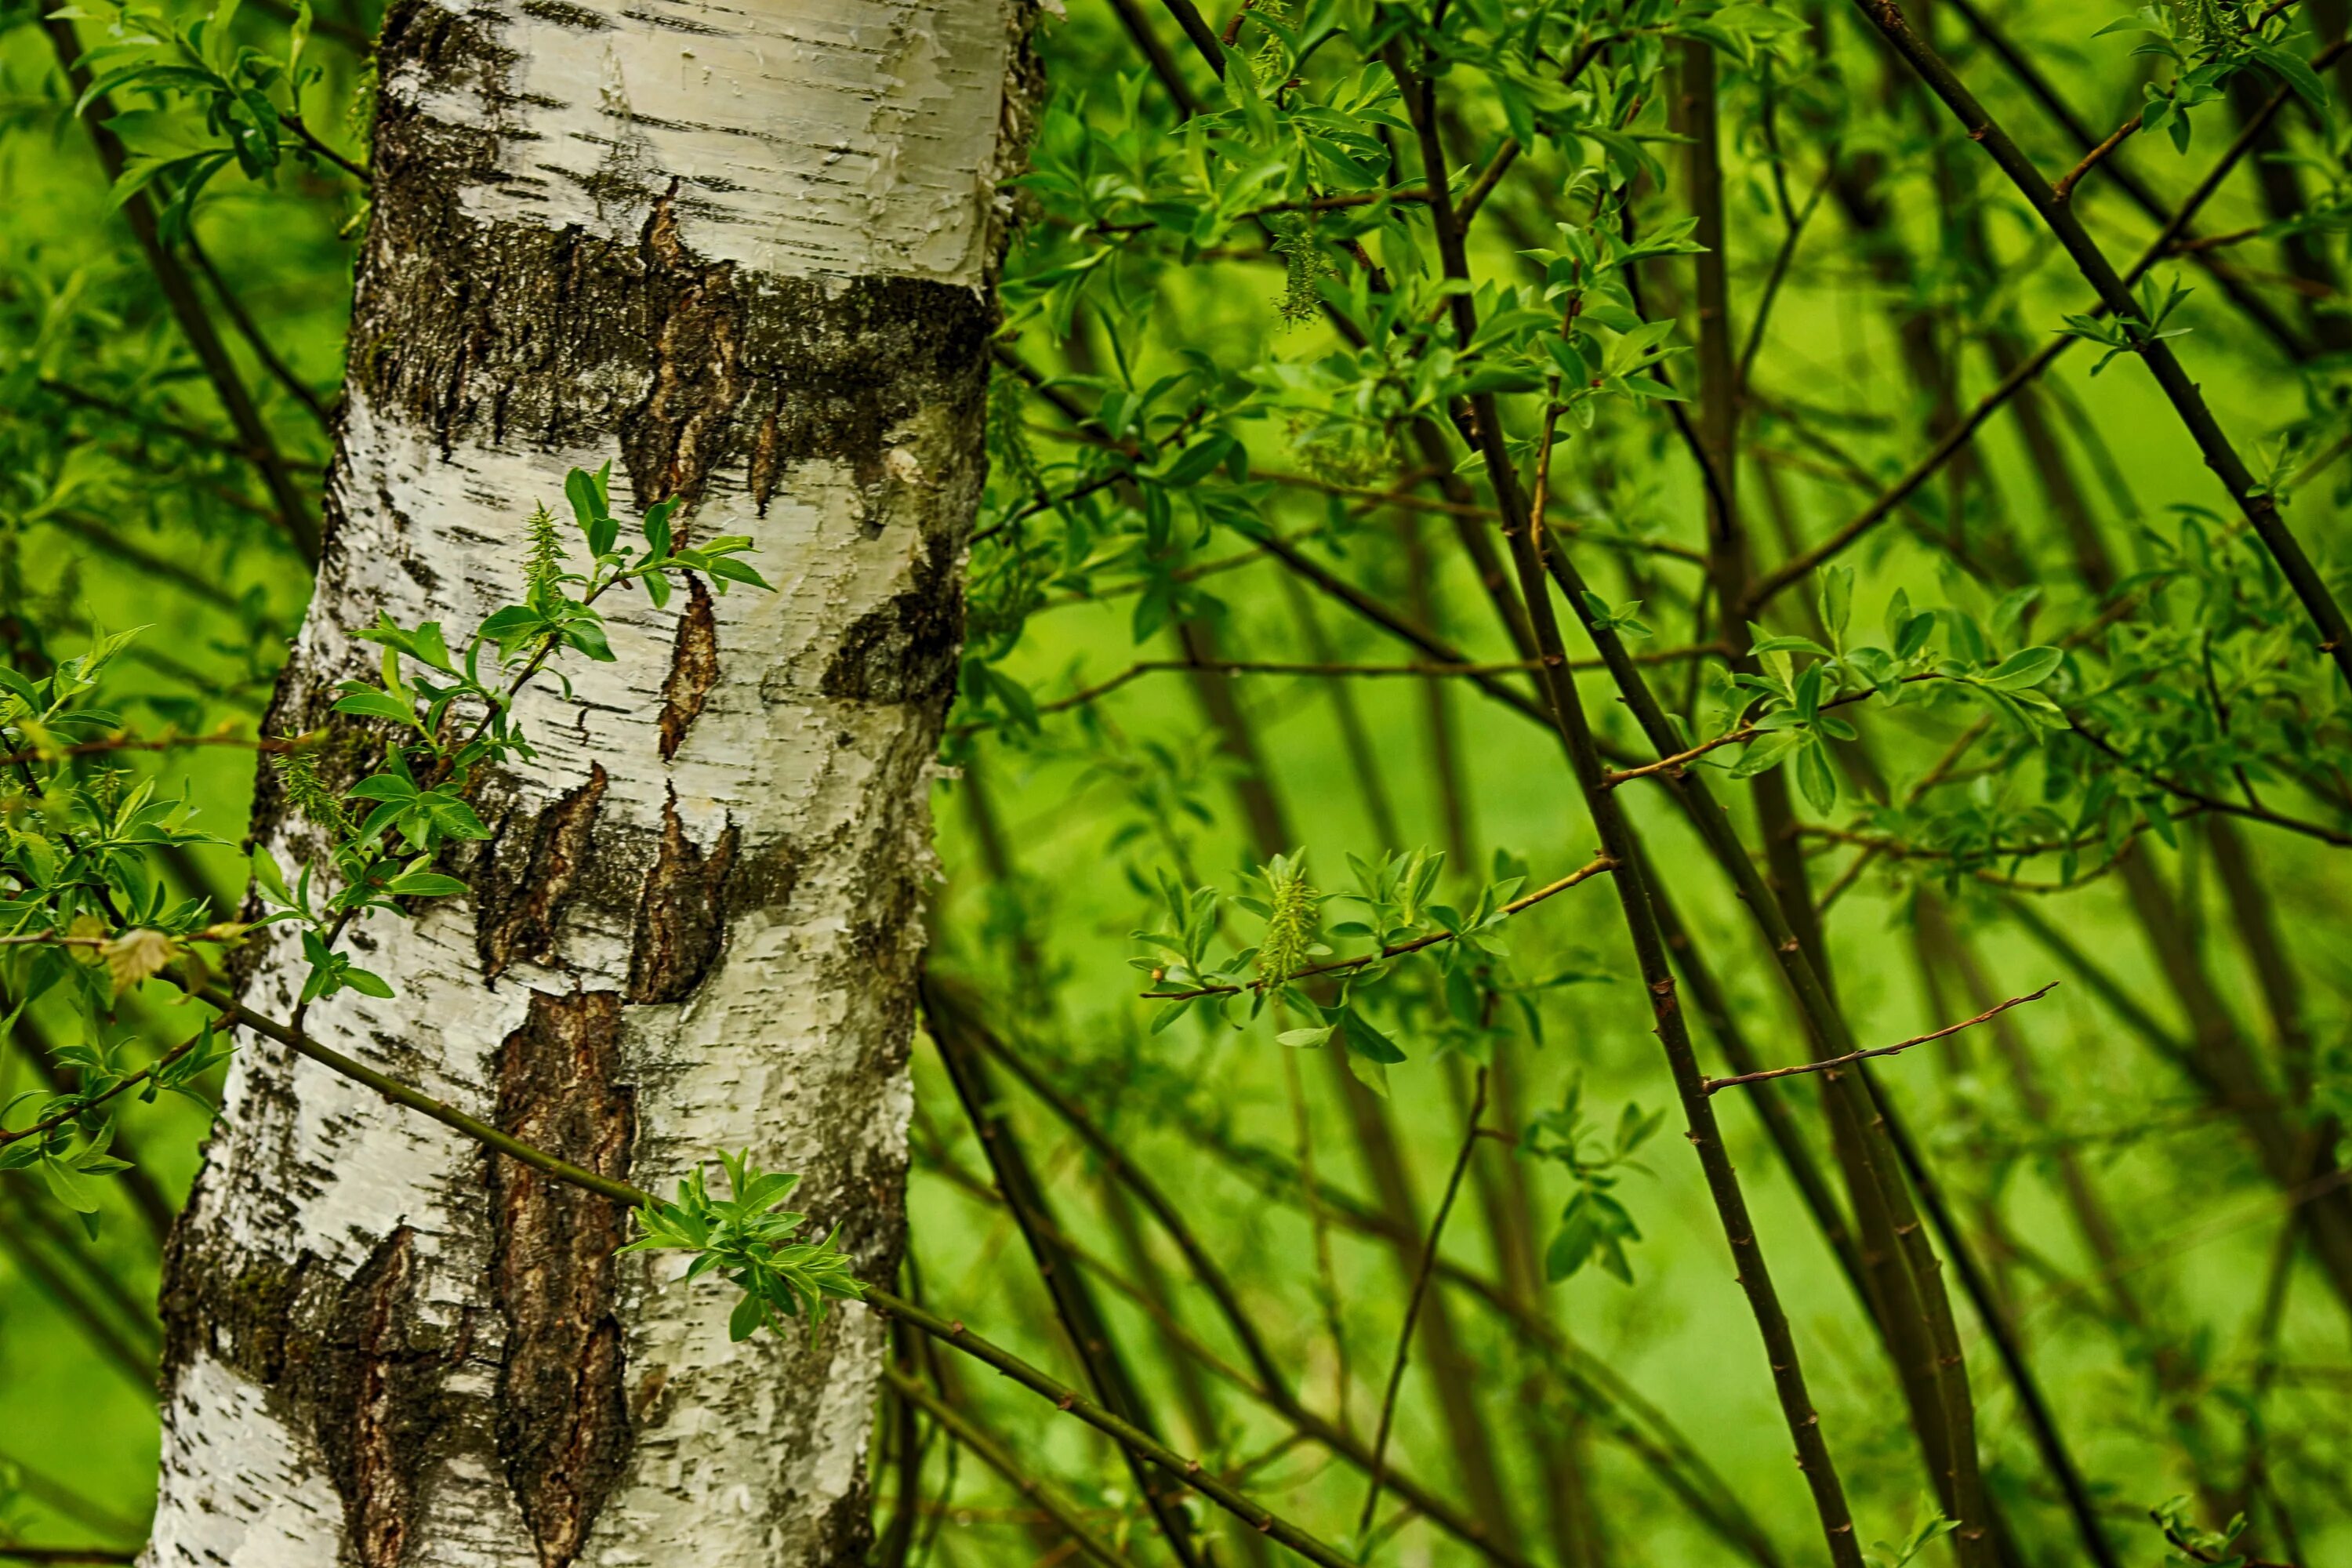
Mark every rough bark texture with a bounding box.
[147,2,1033,1562]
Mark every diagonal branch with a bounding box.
[1847,6,2352,690]
[1704,984,2060,1094]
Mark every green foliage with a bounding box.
[58,0,363,238]
[1524,1073,1660,1285]
[620,1151,866,1340]
[13,0,2352,1555]
[2149,1494,2254,1566]
[2058,275,2198,376]
[1864,1505,1960,1568]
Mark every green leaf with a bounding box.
[387,870,470,898]
[1340,1007,1406,1065]
[1976,646,2063,691]
[332,688,419,726]
[40,1155,99,1214]
[1795,740,1837,814]
[1730,730,1806,779]
[342,967,396,999]
[566,464,609,532]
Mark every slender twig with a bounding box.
[1356,1067,1486,1541]
[44,20,321,564]
[279,111,370,182]
[32,379,325,471]
[1600,675,1939,789]
[1940,0,2309,354]
[2050,114,2140,204]
[2066,721,2352,848]
[1850,10,2352,689]
[1744,58,2324,613]
[1735,155,1837,401]
[869,1287,1363,1568]
[913,1116,1543,1568]
[1704,985,2060,1094]
[884,1369,1145,1568]
[1142,855,1614,1000]
[925,988,1208,1568]
[48,514,256,610]
[182,234,336,431]
[0,1025,212,1150]
[0,728,296,774]
[932,982,1288,1397]
[936,993,1777,1565]
[1384,31,1866,1561]
[0,1548,139,1565]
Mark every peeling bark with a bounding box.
[627,791,739,1004]
[147,0,1032,1562]
[490,991,634,1568]
[657,579,719,761]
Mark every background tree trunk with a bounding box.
[144,1,1029,1562]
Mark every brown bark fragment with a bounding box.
[657,576,719,760]
[477,763,610,980]
[626,789,738,1003]
[314,1227,441,1568]
[625,186,746,509]
[490,990,635,1568]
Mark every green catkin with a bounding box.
[524,502,565,599]
[1256,855,1318,989]
[985,365,1040,488]
[1269,215,1331,328]
[274,740,350,837]
[2169,0,2241,42]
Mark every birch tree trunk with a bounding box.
[146,2,1029,1561]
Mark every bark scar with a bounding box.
[657,575,720,760]
[314,1227,440,1568]
[491,989,636,1568]
[477,764,610,980]
[627,788,739,1003]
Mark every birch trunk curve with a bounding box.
[144,0,1031,1562]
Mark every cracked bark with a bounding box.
[146,1,1033,1563]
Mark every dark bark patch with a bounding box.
[314,1228,442,1568]
[518,0,610,26]
[657,575,719,760]
[820,534,963,706]
[622,187,742,509]
[626,789,738,1003]
[476,764,610,981]
[490,990,635,1568]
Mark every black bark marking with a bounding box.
[821,532,964,706]
[490,990,635,1568]
[626,789,738,1003]
[352,46,993,512]
[622,186,745,509]
[517,0,610,26]
[314,1228,443,1568]
[477,763,610,980]
[657,576,719,760]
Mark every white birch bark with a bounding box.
[146,2,1029,1563]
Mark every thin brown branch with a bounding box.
[2051,114,2140,204]
[1704,984,2060,1094]
[884,1370,1143,1568]
[1745,53,2323,612]
[1358,1066,1486,1539]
